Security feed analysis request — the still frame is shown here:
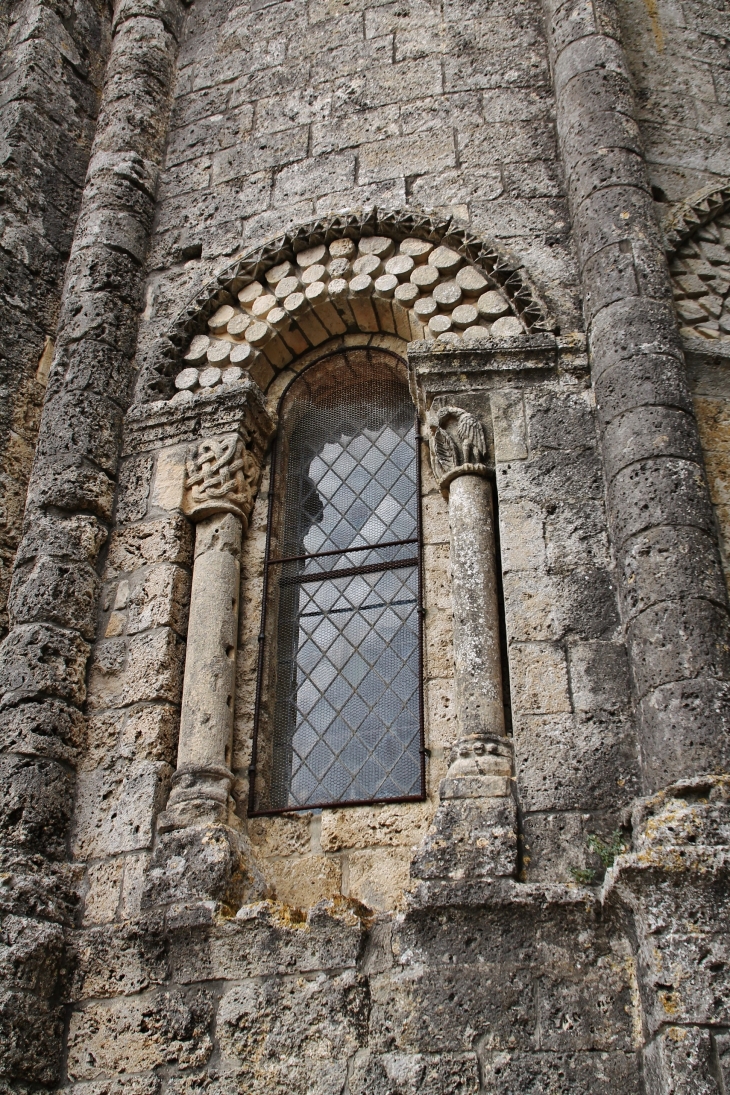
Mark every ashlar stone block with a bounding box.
[66,989,215,1080]
[508,641,572,714]
[127,563,190,637]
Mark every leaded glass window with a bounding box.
[250,349,425,814]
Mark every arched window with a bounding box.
[250,349,424,814]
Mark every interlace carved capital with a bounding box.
[428,405,490,494]
[183,433,261,524]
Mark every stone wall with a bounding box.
[618,0,730,201]
[135,0,582,387]
[2,0,730,1089]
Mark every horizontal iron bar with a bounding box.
[299,596,418,618]
[269,536,418,565]
[280,556,418,586]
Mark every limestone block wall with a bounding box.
[617,0,730,200]
[0,0,111,636]
[493,364,640,881]
[135,0,582,387]
[62,890,642,1095]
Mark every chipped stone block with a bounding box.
[72,761,172,859]
[120,853,150,920]
[83,860,124,924]
[119,704,179,765]
[268,853,342,907]
[248,813,313,859]
[320,801,434,853]
[514,711,638,812]
[0,623,90,707]
[425,676,457,749]
[479,1050,641,1093]
[0,914,64,997]
[117,456,154,525]
[0,753,74,860]
[106,514,194,575]
[422,542,452,610]
[87,628,185,710]
[502,571,561,642]
[66,989,214,1080]
[127,563,190,637]
[150,444,188,512]
[521,810,622,883]
[499,499,546,572]
[0,989,64,1085]
[349,1049,481,1095]
[346,846,415,910]
[568,641,631,712]
[424,603,455,679]
[217,970,368,1086]
[643,1027,720,1095]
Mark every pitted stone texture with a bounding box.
[66,988,215,1080]
[412,794,517,882]
[216,971,369,1091]
[142,824,266,912]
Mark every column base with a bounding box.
[157,763,234,832]
[141,821,268,912]
[411,736,517,882]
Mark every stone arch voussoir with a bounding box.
[664,179,730,342]
[137,208,556,404]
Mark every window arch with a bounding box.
[250,348,424,814]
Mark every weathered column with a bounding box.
[160,436,256,831]
[0,1,186,1087]
[412,405,516,885]
[146,422,274,910]
[543,0,730,792]
[167,512,242,826]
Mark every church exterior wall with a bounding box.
[1,0,730,1091]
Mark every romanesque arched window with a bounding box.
[250,349,424,813]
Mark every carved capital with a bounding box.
[428,405,490,495]
[183,433,261,525]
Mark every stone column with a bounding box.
[543,0,730,792]
[0,1,186,1083]
[412,405,516,886]
[159,434,261,832]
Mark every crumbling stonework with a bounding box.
[1,0,730,1090]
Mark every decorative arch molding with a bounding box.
[664,179,730,341]
[137,208,556,404]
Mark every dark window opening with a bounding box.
[250,349,425,814]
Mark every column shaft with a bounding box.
[0,3,186,1084]
[448,474,505,743]
[163,513,242,828]
[543,0,730,791]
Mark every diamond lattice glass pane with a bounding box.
[255,351,424,812]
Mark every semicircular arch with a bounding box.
[664,179,730,342]
[138,209,556,404]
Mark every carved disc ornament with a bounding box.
[138,210,555,404]
[183,434,261,524]
[428,406,490,493]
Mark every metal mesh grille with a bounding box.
[251,351,424,813]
